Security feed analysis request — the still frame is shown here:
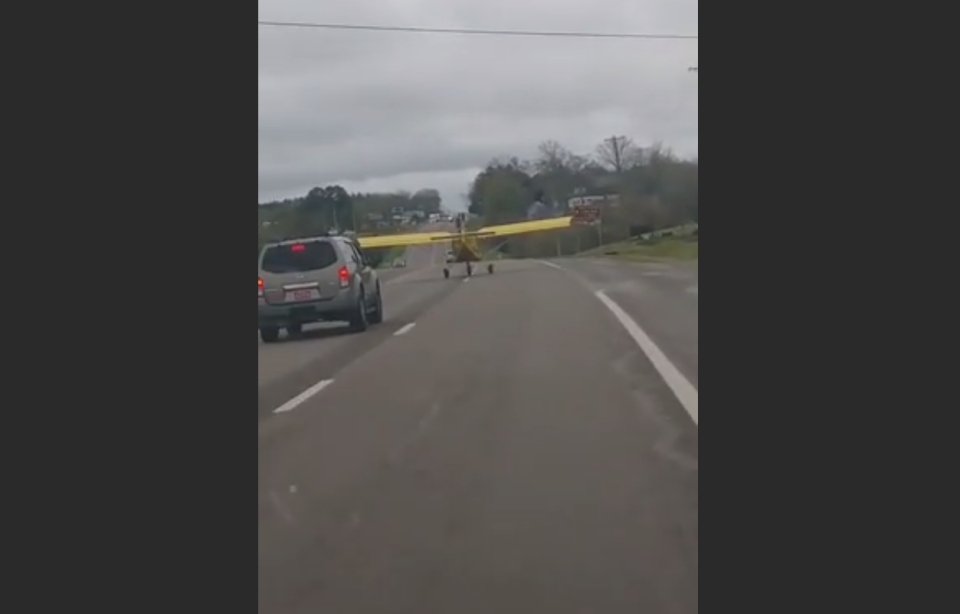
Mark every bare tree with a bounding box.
[595,136,639,173]
[534,140,571,174]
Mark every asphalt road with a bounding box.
[258,252,698,614]
[556,258,698,388]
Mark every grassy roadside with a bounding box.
[578,236,699,262]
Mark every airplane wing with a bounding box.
[357,231,454,249]
[477,216,573,237]
[357,216,574,249]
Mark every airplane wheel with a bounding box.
[443,268,450,279]
[487,263,494,274]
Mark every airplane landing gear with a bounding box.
[442,262,487,279]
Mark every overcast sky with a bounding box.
[258,1,698,209]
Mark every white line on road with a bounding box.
[384,268,426,285]
[272,379,335,415]
[595,290,698,425]
[537,260,564,270]
[394,322,417,336]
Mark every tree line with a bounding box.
[257,135,698,263]
[258,186,444,264]
[259,186,443,231]
[467,137,698,258]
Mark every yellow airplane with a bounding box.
[357,213,576,278]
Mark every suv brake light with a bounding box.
[290,243,305,252]
[338,266,350,288]
[258,277,264,297]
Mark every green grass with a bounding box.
[579,236,699,262]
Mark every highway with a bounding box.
[258,244,699,614]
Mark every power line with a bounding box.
[257,21,697,40]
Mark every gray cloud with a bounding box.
[258,0,698,206]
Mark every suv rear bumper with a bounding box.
[258,288,358,328]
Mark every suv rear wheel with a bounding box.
[368,285,384,324]
[260,327,280,343]
[349,290,369,332]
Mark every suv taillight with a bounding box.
[258,277,264,297]
[338,266,350,288]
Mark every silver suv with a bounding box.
[257,235,384,343]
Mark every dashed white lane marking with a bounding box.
[268,491,294,523]
[418,401,442,433]
[595,290,698,425]
[272,379,335,415]
[463,277,470,283]
[537,260,564,270]
[687,286,698,295]
[394,322,417,336]
[385,268,427,285]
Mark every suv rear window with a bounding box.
[261,241,338,274]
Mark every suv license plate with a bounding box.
[288,289,318,302]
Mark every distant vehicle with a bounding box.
[257,235,384,343]
[392,258,407,268]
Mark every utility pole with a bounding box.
[597,213,603,248]
[688,66,698,224]
[604,135,628,174]
[601,136,630,249]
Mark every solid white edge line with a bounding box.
[394,322,417,336]
[595,290,699,425]
[537,260,564,270]
[272,379,335,415]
